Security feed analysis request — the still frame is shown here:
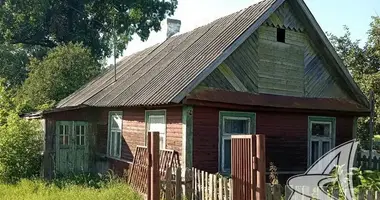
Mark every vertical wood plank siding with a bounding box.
[192,106,354,176]
[193,107,220,173]
[44,106,183,177]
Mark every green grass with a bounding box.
[0,179,142,200]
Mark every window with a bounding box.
[146,110,166,149]
[277,28,285,43]
[308,117,336,166]
[75,124,85,146]
[219,111,256,173]
[59,124,70,145]
[108,111,122,158]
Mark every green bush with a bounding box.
[0,113,43,183]
[0,79,43,183]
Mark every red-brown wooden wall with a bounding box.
[44,106,183,176]
[192,106,354,175]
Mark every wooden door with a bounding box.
[56,121,89,174]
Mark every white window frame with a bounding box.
[219,111,256,174]
[308,116,336,166]
[145,110,167,150]
[107,111,123,159]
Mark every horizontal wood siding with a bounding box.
[44,106,182,177]
[192,106,354,175]
[258,25,305,97]
[122,108,145,162]
[166,107,183,158]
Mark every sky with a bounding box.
[108,0,380,64]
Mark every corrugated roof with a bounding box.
[57,0,278,108]
[186,89,370,114]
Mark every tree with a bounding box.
[0,44,29,88]
[0,0,178,59]
[18,42,100,111]
[329,17,380,147]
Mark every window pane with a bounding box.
[159,135,165,149]
[322,141,330,155]
[224,118,249,134]
[223,139,231,171]
[111,132,116,156]
[311,141,319,164]
[81,136,85,145]
[81,126,85,136]
[148,115,165,133]
[111,114,122,130]
[60,125,64,135]
[116,132,121,157]
[65,135,69,145]
[76,125,80,136]
[65,125,70,135]
[311,123,331,137]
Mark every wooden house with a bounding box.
[41,0,369,181]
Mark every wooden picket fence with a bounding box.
[162,167,285,200]
[161,167,380,200]
[356,151,380,170]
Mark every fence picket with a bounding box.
[166,167,173,200]
[273,184,282,200]
[197,170,202,200]
[202,171,205,200]
[175,168,181,200]
[214,175,217,200]
[266,184,272,200]
[223,178,228,200]
[369,190,375,200]
[229,179,232,200]
[208,173,212,200]
[186,168,193,200]
[219,177,223,200]
[358,188,365,200]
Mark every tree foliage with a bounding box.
[0,0,178,59]
[18,43,101,111]
[0,79,43,183]
[0,44,29,88]
[329,17,380,147]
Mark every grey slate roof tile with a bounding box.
[56,0,277,108]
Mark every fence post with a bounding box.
[256,134,266,200]
[148,131,160,200]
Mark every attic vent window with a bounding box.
[277,28,285,43]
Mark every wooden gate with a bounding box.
[55,121,89,174]
[231,134,265,200]
[128,143,180,195]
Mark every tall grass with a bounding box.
[0,173,142,200]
